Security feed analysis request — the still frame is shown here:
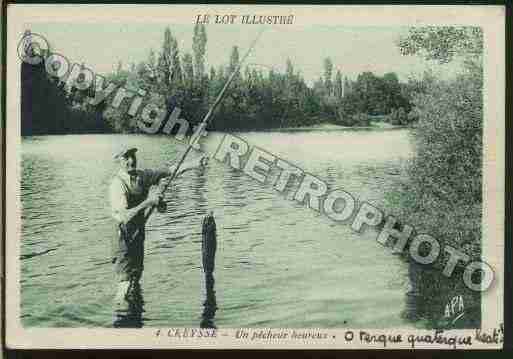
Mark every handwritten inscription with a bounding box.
[475,324,504,344]
[407,330,472,349]
[358,332,402,348]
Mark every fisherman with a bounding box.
[109,146,208,304]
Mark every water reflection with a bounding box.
[200,213,217,329]
[113,281,145,328]
[401,261,423,322]
[193,166,208,200]
[200,271,217,329]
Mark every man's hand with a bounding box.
[147,186,162,206]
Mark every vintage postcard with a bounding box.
[4,4,505,349]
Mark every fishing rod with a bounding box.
[143,28,265,224]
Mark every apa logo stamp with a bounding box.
[444,295,465,324]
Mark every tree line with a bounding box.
[21,25,422,135]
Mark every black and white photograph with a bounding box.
[4,4,505,349]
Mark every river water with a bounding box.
[20,128,416,328]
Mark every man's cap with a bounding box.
[113,146,137,160]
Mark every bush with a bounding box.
[388,107,409,125]
[390,65,482,260]
[352,112,370,126]
[407,109,419,123]
[411,68,482,210]
[335,108,356,126]
[392,27,484,327]
[386,65,483,327]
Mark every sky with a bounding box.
[27,23,462,84]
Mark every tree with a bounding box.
[395,26,484,269]
[382,72,408,113]
[285,59,294,80]
[313,77,324,96]
[133,60,155,92]
[157,27,173,89]
[323,57,333,95]
[344,77,351,96]
[148,50,156,70]
[182,53,194,87]
[398,26,483,64]
[157,27,182,92]
[192,23,207,82]
[229,46,240,75]
[353,72,378,114]
[334,70,343,99]
[116,61,123,75]
[170,37,183,87]
[145,50,157,87]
